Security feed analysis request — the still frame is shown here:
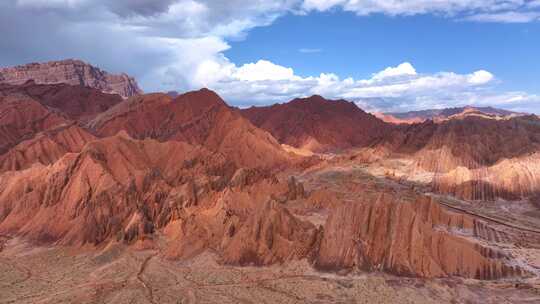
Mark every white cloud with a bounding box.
[182,58,539,113]
[464,11,540,23]
[303,0,345,11]
[467,70,494,84]
[372,62,417,80]
[234,60,298,81]
[301,0,540,20]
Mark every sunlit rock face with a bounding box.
[360,115,540,201]
[315,193,524,279]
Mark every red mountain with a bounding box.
[241,95,391,152]
[0,94,69,154]
[89,89,292,169]
[0,81,123,122]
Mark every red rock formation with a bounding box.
[0,94,68,154]
[0,81,123,122]
[0,79,535,283]
[315,193,524,279]
[161,170,313,263]
[0,133,232,246]
[432,152,540,201]
[221,200,318,265]
[366,115,540,200]
[0,123,96,173]
[0,59,142,98]
[0,121,531,280]
[0,128,314,269]
[241,95,391,152]
[90,89,292,169]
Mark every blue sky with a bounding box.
[227,12,540,94]
[0,0,539,113]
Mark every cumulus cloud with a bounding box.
[371,62,417,81]
[197,59,539,113]
[467,70,494,84]
[234,60,298,81]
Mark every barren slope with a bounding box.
[90,89,292,169]
[242,95,391,152]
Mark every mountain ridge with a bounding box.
[241,95,392,152]
[0,59,142,98]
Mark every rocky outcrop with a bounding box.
[315,194,524,279]
[0,59,142,98]
[221,200,318,265]
[89,89,292,169]
[241,95,391,152]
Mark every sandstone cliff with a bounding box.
[0,59,142,98]
[364,115,540,200]
[315,193,524,279]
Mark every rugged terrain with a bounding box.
[1,73,540,303]
[353,114,540,201]
[241,95,390,152]
[0,60,142,98]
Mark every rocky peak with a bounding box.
[0,59,142,98]
[241,95,391,152]
[173,88,228,111]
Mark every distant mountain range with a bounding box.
[376,106,526,124]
